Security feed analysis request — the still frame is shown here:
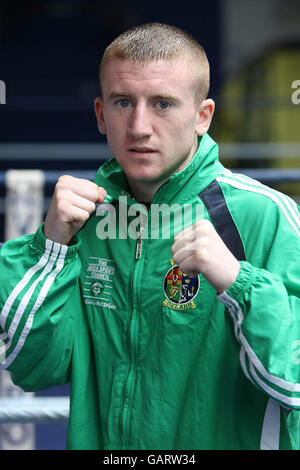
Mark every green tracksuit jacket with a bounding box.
[1,134,300,450]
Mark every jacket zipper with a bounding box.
[120,212,147,448]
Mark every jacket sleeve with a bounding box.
[0,224,81,391]
[218,200,300,410]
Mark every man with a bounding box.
[1,23,300,450]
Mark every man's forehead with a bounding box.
[102,55,197,75]
[101,56,199,89]
[101,62,198,104]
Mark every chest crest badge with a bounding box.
[162,259,200,310]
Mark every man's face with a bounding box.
[95,57,213,194]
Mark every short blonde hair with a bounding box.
[99,23,210,105]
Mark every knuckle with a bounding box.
[173,254,178,264]
[195,234,209,247]
[195,247,207,263]
[199,219,211,234]
[56,176,72,193]
[88,201,96,214]
[84,181,99,201]
[80,211,89,223]
[57,174,72,185]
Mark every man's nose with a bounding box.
[128,104,152,138]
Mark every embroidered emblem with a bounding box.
[162,259,200,310]
[90,281,104,296]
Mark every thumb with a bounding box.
[97,186,107,203]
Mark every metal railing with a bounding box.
[0,397,69,423]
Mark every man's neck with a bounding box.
[127,179,163,203]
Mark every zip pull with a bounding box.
[135,213,146,259]
[136,237,143,259]
[136,223,145,259]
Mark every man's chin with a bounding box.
[128,174,164,185]
[126,172,166,190]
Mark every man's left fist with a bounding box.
[171,219,241,294]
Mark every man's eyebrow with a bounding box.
[107,92,181,103]
[107,91,131,100]
[150,93,180,103]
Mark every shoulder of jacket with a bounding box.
[216,170,300,237]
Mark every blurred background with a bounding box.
[0,0,299,450]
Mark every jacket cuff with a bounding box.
[217,261,257,304]
[32,223,81,259]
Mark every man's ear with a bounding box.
[94,97,106,135]
[195,99,215,136]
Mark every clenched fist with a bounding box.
[44,175,107,245]
[171,219,241,294]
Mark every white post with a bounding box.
[0,80,5,105]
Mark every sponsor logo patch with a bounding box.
[83,257,116,310]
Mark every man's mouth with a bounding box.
[129,147,156,153]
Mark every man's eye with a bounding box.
[157,100,170,109]
[118,99,130,108]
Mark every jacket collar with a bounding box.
[94,133,224,205]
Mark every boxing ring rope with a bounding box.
[1,168,300,188]
[0,165,300,424]
[0,397,69,423]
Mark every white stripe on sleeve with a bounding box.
[2,243,60,355]
[217,175,300,237]
[2,244,68,369]
[218,292,300,397]
[0,239,53,330]
[260,398,281,450]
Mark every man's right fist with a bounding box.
[44,175,107,245]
